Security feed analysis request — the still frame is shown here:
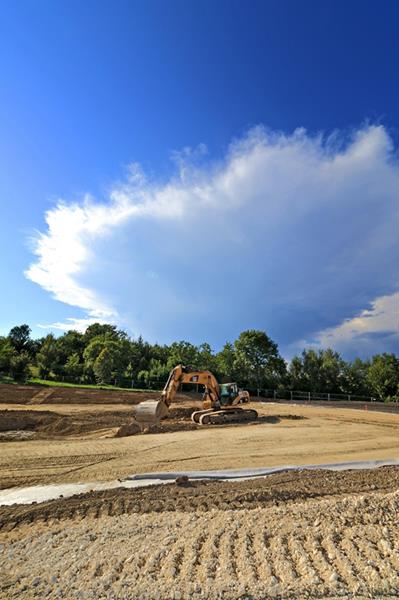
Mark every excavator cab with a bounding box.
[219,383,239,405]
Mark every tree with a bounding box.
[64,352,83,380]
[56,331,84,360]
[216,342,237,380]
[129,336,153,378]
[166,341,200,369]
[84,323,127,344]
[300,349,323,391]
[319,348,346,393]
[36,334,58,378]
[341,358,369,395]
[137,358,169,388]
[9,352,30,382]
[234,330,284,395]
[366,354,399,401]
[288,355,305,390]
[0,337,14,375]
[150,343,170,365]
[93,347,113,384]
[83,335,130,384]
[197,343,217,372]
[289,348,346,393]
[8,324,33,355]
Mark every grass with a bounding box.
[0,375,17,385]
[0,376,159,393]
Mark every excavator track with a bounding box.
[191,407,258,425]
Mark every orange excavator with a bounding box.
[134,364,257,429]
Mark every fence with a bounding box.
[55,373,383,402]
[258,388,378,403]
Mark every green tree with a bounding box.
[301,349,323,391]
[341,358,369,395]
[150,343,170,365]
[9,352,30,382]
[319,348,346,392]
[288,355,305,390]
[93,347,113,384]
[216,342,237,380]
[366,354,399,401]
[289,348,346,393]
[83,335,129,384]
[83,323,127,344]
[8,324,33,355]
[234,330,284,395]
[197,343,217,372]
[64,352,83,380]
[56,331,84,360]
[0,338,14,375]
[147,358,169,380]
[166,341,200,369]
[137,359,169,388]
[129,336,153,378]
[36,334,58,378]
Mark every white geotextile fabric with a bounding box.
[125,457,399,481]
[1,458,398,506]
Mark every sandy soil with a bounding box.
[1,469,399,599]
[2,466,399,529]
[1,401,399,489]
[1,396,399,599]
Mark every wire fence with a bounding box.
[53,374,391,403]
[257,388,379,403]
[131,381,382,403]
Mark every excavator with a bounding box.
[134,364,257,429]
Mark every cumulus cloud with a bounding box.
[313,292,399,356]
[26,124,399,355]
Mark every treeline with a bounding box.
[1,324,399,401]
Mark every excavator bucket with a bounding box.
[134,399,168,430]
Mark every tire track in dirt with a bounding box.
[2,491,399,599]
[3,466,399,532]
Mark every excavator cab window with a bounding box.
[219,383,238,405]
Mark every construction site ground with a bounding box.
[1,385,399,599]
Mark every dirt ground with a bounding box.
[1,393,399,599]
[0,383,160,405]
[1,468,399,599]
[1,400,399,489]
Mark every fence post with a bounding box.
[308,391,311,403]
[290,391,293,401]
[328,393,330,401]
[273,389,277,400]
[348,394,351,402]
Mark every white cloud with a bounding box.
[25,124,399,353]
[313,291,399,353]
[37,317,111,333]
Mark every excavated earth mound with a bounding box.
[0,406,302,440]
[0,409,130,440]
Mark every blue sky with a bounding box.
[1,0,399,358]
